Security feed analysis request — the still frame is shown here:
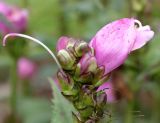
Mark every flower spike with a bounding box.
[3,33,62,70]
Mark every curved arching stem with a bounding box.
[3,33,63,71]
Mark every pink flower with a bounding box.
[56,18,154,75]
[89,18,154,74]
[0,2,28,35]
[17,58,36,79]
[97,81,115,103]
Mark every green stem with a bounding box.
[10,59,18,123]
[125,102,134,123]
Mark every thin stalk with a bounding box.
[125,102,134,123]
[10,59,18,123]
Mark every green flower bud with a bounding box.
[57,71,73,90]
[57,49,76,70]
[92,66,105,85]
[75,41,90,57]
[57,71,78,101]
[66,38,76,49]
[87,57,97,73]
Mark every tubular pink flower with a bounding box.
[0,2,28,35]
[97,81,115,103]
[89,18,154,75]
[18,57,36,79]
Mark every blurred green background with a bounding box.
[0,0,160,123]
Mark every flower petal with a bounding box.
[90,18,136,74]
[131,25,154,51]
[97,81,115,103]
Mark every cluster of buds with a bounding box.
[56,38,109,123]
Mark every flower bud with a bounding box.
[74,41,90,57]
[57,49,76,70]
[86,57,97,73]
[66,38,76,49]
[57,71,72,89]
[57,71,78,100]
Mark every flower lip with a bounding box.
[131,20,154,51]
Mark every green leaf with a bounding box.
[49,78,76,123]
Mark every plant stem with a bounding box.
[125,102,134,123]
[10,59,18,123]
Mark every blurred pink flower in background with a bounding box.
[0,1,28,35]
[17,58,36,79]
[97,81,116,103]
